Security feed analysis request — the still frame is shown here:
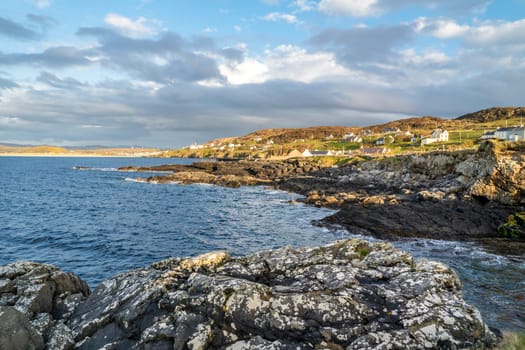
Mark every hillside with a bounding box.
[163,106,525,159]
[206,117,463,147]
[214,126,361,145]
[369,116,462,132]
[457,107,525,122]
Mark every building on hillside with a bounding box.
[343,132,355,140]
[383,127,400,134]
[495,127,525,141]
[189,143,204,150]
[310,150,334,157]
[376,136,394,145]
[343,132,363,143]
[430,129,449,141]
[302,149,335,157]
[360,147,389,155]
[302,149,313,157]
[480,131,497,140]
[421,129,449,145]
[362,129,374,136]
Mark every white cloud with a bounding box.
[413,17,525,46]
[203,27,217,33]
[294,0,315,12]
[466,19,525,46]
[220,45,354,85]
[318,0,492,17]
[413,17,469,39]
[220,58,269,85]
[104,13,159,38]
[234,25,242,32]
[318,0,380,17]
[262,12,300,24]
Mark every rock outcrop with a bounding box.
[277,142,525,251]
[119,159,325,185]
[0,240,498,349]
[457,141,525,205]
[0,262,90,350]
[138,171,269,188]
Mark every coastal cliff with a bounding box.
[0,239,498,349]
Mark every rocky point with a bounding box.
[0,239,499,349]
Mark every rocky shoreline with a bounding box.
[0,239,500,349]
[121,141,525,256]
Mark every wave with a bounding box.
[73,166,118,172]
[124,177,150,183]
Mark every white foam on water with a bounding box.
[73,166,118,171]
[124,177,149,183]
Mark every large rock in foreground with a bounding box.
[1,240,497,349]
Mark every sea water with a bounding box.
[0,156,523,331]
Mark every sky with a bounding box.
[0,0,524,148]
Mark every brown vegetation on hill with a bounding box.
[211,126,361,145]
[368,116,462,133]
[457,107,525,122]
[0,145,69,154]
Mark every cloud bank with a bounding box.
[0,2,523,147]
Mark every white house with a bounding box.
[302,149,313,157]
[383,127,400,134]
[302,149,336,157]
[310,150,334,156]
[495,127,525,141]
[189,143,204,150]
[343,132,362,142]
[421,129,449,145]
[430,129,449,142]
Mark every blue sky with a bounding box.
[0,0,524,147]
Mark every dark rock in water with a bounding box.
[0,240,498,349]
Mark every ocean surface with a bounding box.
[1,156,524,332]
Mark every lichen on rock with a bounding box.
[0,239,500,349]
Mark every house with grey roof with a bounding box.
[495,127,525,141]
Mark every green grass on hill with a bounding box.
[160,108,525,159]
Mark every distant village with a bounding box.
[184,124,525,159]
